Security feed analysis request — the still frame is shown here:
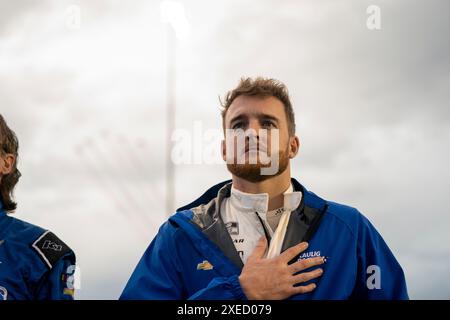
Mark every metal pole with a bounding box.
[165,24,176,216]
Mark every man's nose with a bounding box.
[247,119,261,136]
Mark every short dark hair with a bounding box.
[0,114,21,213]
[220,77,296,135]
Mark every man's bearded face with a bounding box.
[225,131,290,182]
[222,96,295,182]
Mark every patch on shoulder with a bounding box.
[31,231,72,269]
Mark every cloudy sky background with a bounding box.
[1,0,449,299]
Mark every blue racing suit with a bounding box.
[120,179,408,300]
[0,202,76,300]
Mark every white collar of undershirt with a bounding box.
[229,183,302,214]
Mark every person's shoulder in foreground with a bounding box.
[312,190,409,299]
[0,206,76,300]
[0,114,76,300]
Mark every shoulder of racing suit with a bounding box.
[0,210,75,300]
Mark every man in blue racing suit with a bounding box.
[121,77,408,300]
[0,114,76,300]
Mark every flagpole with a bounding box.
[165,22,176,216]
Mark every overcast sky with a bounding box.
[1,0,449,299]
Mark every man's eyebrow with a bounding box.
[229,114,248,126]
[229,113,280,126]
[257,114,279,123]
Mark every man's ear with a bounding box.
[288,136,300,159]
[221,139,227,162]
[0,154,15,175]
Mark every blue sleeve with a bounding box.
[188,275,246,300]
[35,255,76,300]
[351,215,408,300]
[120,222,247,300]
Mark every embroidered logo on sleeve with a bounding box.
[0,286,7,300]
[61,265,77,297]
[196,260,214,271]
[31,231,72,269]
